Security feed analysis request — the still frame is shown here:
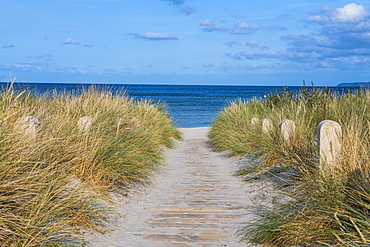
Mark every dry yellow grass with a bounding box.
[210,87,370,246]
[0,83,180,246]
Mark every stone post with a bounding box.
[317,120,342,170]
[262,118,273,134]
[280,119,296,144]
[78,116,93,133]
[251,117,259,126]
[14,116,40,138]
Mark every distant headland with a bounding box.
[337,82,370,87]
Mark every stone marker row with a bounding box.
[14,116,142,138]
[251,117,342,170]
[14,116,94,138]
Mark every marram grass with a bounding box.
[0,84,180,246]
[210,87,370,246]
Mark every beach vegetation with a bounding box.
[209,86,370,246]
[0,81,180,246]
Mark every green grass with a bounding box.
[210,86,370,246]
[0,82,180,246]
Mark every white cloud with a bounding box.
[202,63,215,67]
[200,20,260,34]
[133,32,179,40]
[280,3,370,70]
[329,56,370,69]
[36,52,52,59]
[266,24,288,31]
[239,63,280,70]
[306,3,369,24]
[61,39,81,45]
[245,40,259,48]
[235,22,258,29]
[36,52,45,58]
[277,14,289,18]
[334,3,368,23]
[225,50,279,60]
[224,40,242,47]
[306,15,326,23]
[232,21,259,34]
[0,61,87,74]
[2,43,14,48]
[219,62,232,71]
[199,19,228,32]
[199,19,213,26]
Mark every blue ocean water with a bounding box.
[1,83,346,128]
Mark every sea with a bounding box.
[0,83,349,128]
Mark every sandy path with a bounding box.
[88,127,255,247]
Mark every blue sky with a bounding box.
[1,0,370,86]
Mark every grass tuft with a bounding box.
[210,86,370,246]
[0,83,180,246]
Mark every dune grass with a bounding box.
[209,86,370,246]
[0,82,180,246]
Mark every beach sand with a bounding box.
[181,127,210,140]
[87,127,265,246]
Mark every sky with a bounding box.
[1,0,370,86]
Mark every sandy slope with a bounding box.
[87,127,258,247]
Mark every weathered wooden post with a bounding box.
[317,120,342,170]
[262,118,273,134]
[251,117,259,126]
[14,116,40,138]
[280,119,296,144]
[78,116,93,133]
